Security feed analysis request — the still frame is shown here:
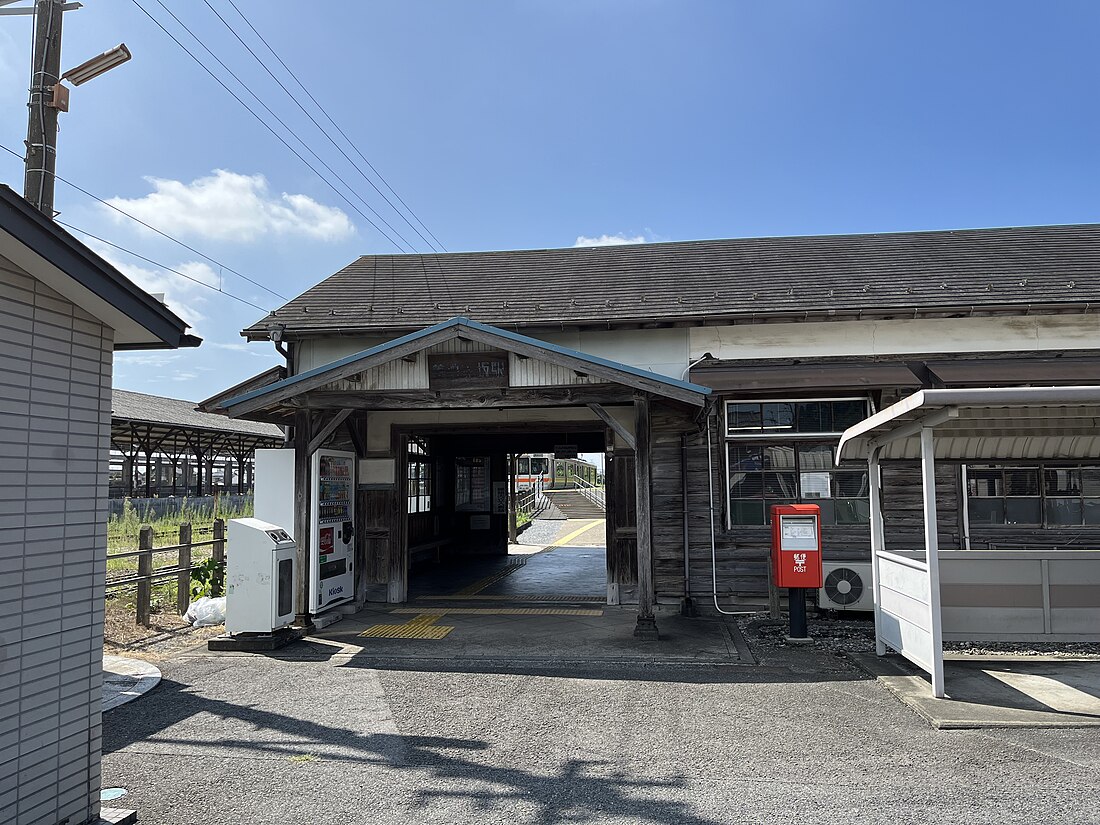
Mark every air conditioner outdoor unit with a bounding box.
[818,561,874,612]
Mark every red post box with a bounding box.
[770,504,823,589]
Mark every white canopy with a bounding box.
[835,385,1100,699]
[836,386,1100,463]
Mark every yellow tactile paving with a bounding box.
[391,607,604,617]
[546,519,604,548]
[358,613,455,640]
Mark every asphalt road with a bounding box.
[101,641,1100,825]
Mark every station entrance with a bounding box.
[219,317,711,638]
[399,428,609,606]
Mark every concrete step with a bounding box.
[545,490,605,519]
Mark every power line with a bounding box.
[223,0,447,253]
[204,0,445,254]
[0,140,287,301]
[56,220,270,313]
[132,0,419,253]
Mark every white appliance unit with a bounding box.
[311,449,355,614]
[253,448,294,530]
[225,517,297,635]
[818,561,874,612]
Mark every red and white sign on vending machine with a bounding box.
[770,504,823,589]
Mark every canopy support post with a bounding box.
[868,446,886,657]
[919,426,946,699]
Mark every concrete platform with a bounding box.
[296,603,749,666]
[102,655,161,712]
[853,652,1100,729]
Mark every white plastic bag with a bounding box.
[185,596,226,627]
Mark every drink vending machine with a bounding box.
[311,449,355,614]
[253,447,356,616]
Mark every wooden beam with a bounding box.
[299,385,637,411]
[633,394,659,640]
[587,403,636,450]
[346,415,367,458]
[226,325,465,416]
[293,409,312,623]
[307,408,353,455]
[460,325,706,406]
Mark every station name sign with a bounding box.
[427,351,509,390]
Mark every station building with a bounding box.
[211,223,1100,636]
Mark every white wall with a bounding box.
[690,314,1100,361]
[0,258,113,825]
[294,327,691,380]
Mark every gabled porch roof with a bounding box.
[218,317,710,420]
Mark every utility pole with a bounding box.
[24,0,65,216]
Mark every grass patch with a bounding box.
[106,496,254,618]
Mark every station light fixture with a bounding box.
[61,42,131,86]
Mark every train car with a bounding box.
[515,453,599,490]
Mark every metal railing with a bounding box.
[106,519,226,627]
[573,476,606,511]
[515,478,550,521]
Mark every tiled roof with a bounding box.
[112,389,282,437]
[243,223,1100,339]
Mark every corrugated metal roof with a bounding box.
[112,389,283,437]
[836,386,1100,461]
[243,223,1100,338]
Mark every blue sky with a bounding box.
[2,1,1100,401]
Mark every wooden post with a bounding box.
[136,525,153,627]
[508,453,518,544]
[293,409,312,622]
[211,518,226,597]
[766,561,782,620]
[633,394,659,639]
[177,522,192,615]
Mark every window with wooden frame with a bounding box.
[725,398,873,526]
[407,436,432,514]
[967,464,1100,527]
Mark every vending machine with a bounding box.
[310,449,356,614]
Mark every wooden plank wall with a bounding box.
[606,448,638,588]
[649,403,965,601]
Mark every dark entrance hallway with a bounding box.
[402,427,608,604]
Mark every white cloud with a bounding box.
[573,233,647,247]
[90,243,215,330]
[115,352,180,369]
[104,170,355,243]
[208,341,280,358]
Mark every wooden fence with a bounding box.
[105,519,226,626]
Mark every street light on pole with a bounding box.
[9,0,132,216]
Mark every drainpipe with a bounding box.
[272,330,292,446]
[707,400,753,616]
[678,354,711,617]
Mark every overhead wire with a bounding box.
[215,0,458,309]
[223,0,447,253]
[0,140,287,301]
[131,0,419,253]
[203,0,444,255]
[56,220,269,313]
